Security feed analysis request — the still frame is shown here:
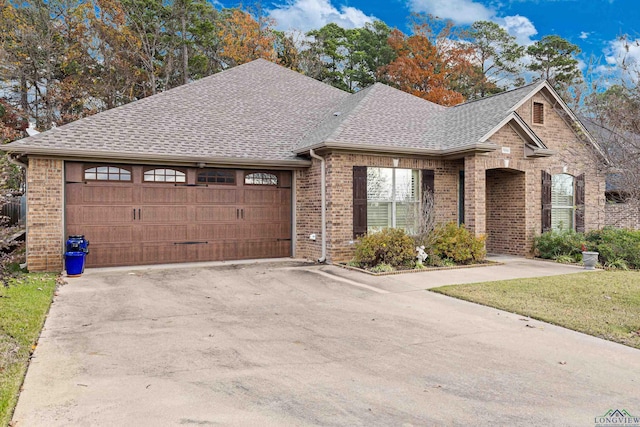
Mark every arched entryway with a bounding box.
[485,168,527,255]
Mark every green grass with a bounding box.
[431,271,640,349]
[0,274,57,427]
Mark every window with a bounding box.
[366,168,419,232]
[533,102,544,125]
[143,168,186,183]
[551,173,574,231]
[197,169,235,184]
[84,166,131,181]
[245,172,277,185]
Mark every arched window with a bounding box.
[143,168,186,183]
[84,166,131,181]
[551,173,574,231]
[244,172,277,185]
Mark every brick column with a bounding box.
[26,158,64,272]
[464,155,486,237]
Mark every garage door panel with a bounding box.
[195,206,237,222]
[195,188,237,204]
[140,206,188,222]
[244,206,289,221]
[141,225,188,242]
[141,186,188,204]
[191,223,239,240]
[83,186,134,203]
[85,244,140,267]
[142,243,192,264]
[73,226,134,244]
[196,242,225,261]
[244,188,278,204]
[77,206,133,224]
[234,240,290,259]
[248,223,290,239]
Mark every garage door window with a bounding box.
[245,172,277,185]
[84,166,131,181]
[144,168,186,183]
[197,169,235,184]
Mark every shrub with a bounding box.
[585,227,640,269]
[430,222,486,264]
[533,230,584,261]
[352,228,416,268]
[370,263,395,273]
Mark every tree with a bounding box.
[380,19,472,106]
[464,21,524,99]
[218,8,276,68]
[526,35,583,90]
[584,84,640,216]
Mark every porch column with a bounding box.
[464,155,486,237]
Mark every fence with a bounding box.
[1,195,25,226]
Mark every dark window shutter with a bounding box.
[353,166,367,238]
[422,169,434,196]
[533,102,544,124]
[541,170,552,233]
[575,173,585,233]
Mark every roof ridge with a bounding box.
[453,80,545,109]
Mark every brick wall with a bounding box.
[296,152,463,263]
[486,169,526,254]
[461,93,606,255]
[605,202,640,229]
[26,158,64,272]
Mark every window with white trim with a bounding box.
[84,166,131,181]
[366,167,419,232]
[143,168,186,183]
[244,172,277,185]
[551,173,574,231]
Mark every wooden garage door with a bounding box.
[65,163,292,267]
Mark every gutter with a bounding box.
[309,149,327,263]
[2,148,312,169]
[294,141,498,157]
[7,153,27,168]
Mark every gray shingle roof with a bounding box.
[297,83,446,151]
[4,59,349,163]
[5,60,555,162]
[439,82,544,149]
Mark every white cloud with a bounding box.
[407,0,538,45]
[407,0,493,24]
[497,15,538,45]
[579,31,590,40]
[269,0,376,32]
[604,37,640,77]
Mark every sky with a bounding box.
[217,0,640,82]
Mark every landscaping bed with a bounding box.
[431,271,640,349]
[339,259,499,276]
[0,273,58,426]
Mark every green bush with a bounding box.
[430,222,486,264]
[533,230,584,261]
[352,228,415,268]
[585,227,640,269]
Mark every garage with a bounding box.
[65,163,292,267]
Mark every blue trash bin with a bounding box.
[65,251,86,276]
[66,235,89,254]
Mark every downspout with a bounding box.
[309,149,326,263]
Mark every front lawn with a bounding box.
[0,274,57,426]
[431,271,640,349]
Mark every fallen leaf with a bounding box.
[558,361,567,365]
[525,324,536,328]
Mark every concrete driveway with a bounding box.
[13,259,640,426]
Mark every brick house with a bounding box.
[4,59,606,271]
